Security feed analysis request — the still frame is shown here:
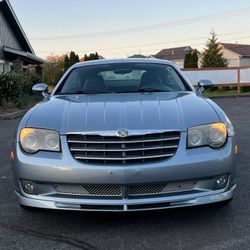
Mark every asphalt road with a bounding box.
[0,97,250,250]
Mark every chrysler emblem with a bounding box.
[117,129,128,137]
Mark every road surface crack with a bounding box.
[0,222,97,250]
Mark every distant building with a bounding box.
[220,43,250,67]
[154,46,199,68]
[0,0,43,74]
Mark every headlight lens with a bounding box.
[20,128,60,153]
[187,123,227,148]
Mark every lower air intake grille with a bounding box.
[67,131,180,164]
[128,181,197,197]
[54,184,122,197]
[53,180,197,198]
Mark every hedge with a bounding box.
[0,72,41,103]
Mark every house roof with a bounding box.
[4,47,45,64]
[154,46,193,60]
[221,43,250,57]
[0,0,34,54]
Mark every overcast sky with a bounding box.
[9,0,250,59]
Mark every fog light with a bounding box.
[22,180,35,194]
[216,175,228,189]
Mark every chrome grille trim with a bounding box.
[74,153,174,161]
[67,131,180,164]
[68,137,180,144]
[70,145,178,152]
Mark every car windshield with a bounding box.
[56,63,190,95]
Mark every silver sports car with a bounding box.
[11,58,237,212]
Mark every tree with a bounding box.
[69,51,80,67]
[84,52,100,61]
[184,52,191,68]
[63,51,80,71]
[201,31,228,68]
[64,55,70,72]
[184,49,199,68]
[43,54,66,86]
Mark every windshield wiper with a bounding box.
[58,91,84,95]
[58,90,107,95]
[82,90,109,94]
[138,87,169,92]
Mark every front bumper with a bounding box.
[12,134,237,211]
[16,185,235,211]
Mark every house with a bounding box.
[154,46,199,68]
[0,0,44,74]
[220,43,250,67]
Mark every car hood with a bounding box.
[26,92,220,134]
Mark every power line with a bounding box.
[31,7,250,41]
[104,34,250,56]
[45,35,250,58]
[37,29,250,56]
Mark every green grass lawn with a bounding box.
[204,89,250,97]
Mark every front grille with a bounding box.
[67,131,180,164]
[53,180,196,199]
[128,181,197,197]
[54,184,122,197]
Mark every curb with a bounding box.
[0,108,29,120]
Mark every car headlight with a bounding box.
[187,123,227,148]
[20,128,60,153]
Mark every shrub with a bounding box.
[0,72,41,104]
[221,86,231,91]
[209,86,218,91]
[240,86,250,93]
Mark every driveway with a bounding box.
[0,97,249,250]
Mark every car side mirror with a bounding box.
[32,83,49,98]
[197,79,214,94]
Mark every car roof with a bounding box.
[72,58,174,68]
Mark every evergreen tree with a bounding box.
[184,52,191,68]
[191,49,199,68]
[75,54,80,63]
[184,49,199,68]
[64,55,70,72]
[201,31,228,68]
[84,52,100,61]
[69,51,80,67]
